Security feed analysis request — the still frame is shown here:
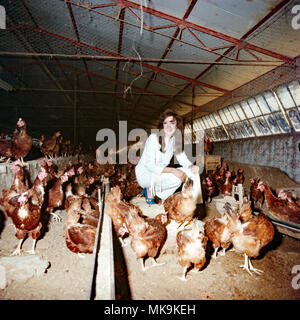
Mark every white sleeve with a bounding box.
[142,134,165,176]
[175,151,192,169]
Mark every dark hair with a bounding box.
[157,109,184,155]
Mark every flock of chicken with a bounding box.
[0,125,299,283]
[104,155,300,280]
[0,118,91,164]
[104,171,280,279]
[202,161,300,224]
[0,153,143,257]
[202,162,245,202]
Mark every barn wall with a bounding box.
[212,134,300,183]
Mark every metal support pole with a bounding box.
[74,75,78,146]
[191,85,195,144]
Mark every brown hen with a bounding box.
[224,202,274,275]
[257,182,300,224]
[176,219,207,280]
[125,210,167,271]
[163,179,196,226]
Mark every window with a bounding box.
[266,114,281,134]
[199,118,206,129]
[241,101,254,118]
[276,85,296,109]
[264,91,280,112]
[258,116,271,135]
[243,120,255,136]
[255,95,271,114]
[205,115,214,128]
[213,112,222,125]
[224,107,234,123]
[218,109,229,124]
[248,98,262,116]
[288,80,300,107]
[202,116,209,128]
[226,124,237,139]
[235,103,246,120]
[186,79,296,142]
[228,105,240,121]
[209,114,218,127]
[287,108,300,131]
[250,118,264,136]
[274,112,290,133]
[238,121,250,137]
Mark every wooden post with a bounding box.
[95,182,115,300]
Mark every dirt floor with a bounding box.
[0,192,300,300]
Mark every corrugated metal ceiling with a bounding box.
[0,0,299,146]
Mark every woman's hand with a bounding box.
[172,168,186,182]
[163,167,186,182]
[189,164,200,175]
[171,168,187,182]
[162,167,187,182]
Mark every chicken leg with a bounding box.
[177,266,188,281]
[26,239,37,255]
[11,239,24,256]
[50,212,62,222]
[20,157,27,166]
[240,253,263,275]
[212,247,219,259]
[149,257,165,268]
[219,247,227,256]
[140,258,146,272]
[248,257,264,275]
[119,237,128,247]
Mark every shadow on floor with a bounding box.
[113,231,132,300]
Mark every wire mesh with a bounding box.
[0,0,299,148]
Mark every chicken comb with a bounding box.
[89,177,95,184]
[277,189,286,198]
[68,167,75,176]
[225,171,231,177]
[38,169,48,181]
[11,160,21,173]
[17,118,25,127]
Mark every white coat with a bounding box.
[135,133,202,202]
